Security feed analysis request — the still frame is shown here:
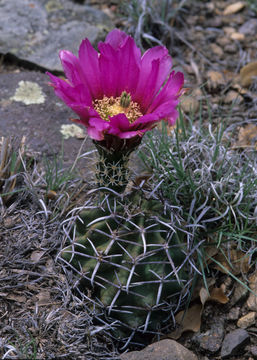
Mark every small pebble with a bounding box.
[239,19,257,36]
[237,312,256,329]
[227,307,240,321]
[250,345,257,357]
[221,328,250,359]
[224,43,237,54]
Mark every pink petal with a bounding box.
[107,114,145,139]
[134,46,172,109]
[133,112,160,127]
[71,106,99,125]
[59,50,81,87]
[148,71,184,113]
[87,127,104,141]
[166,109,179,126]
[99,32,141,97]
[99,43,120,97]
[116,36,141,95]
[135,59,161,112]
[89,117,110,131]
[86,118,110,140]
[109,113,131,131]
[133,99,179,130]
[47,72,92,107]
[104,29,129,49]
[109,129,144,139]
[78,39,103,98]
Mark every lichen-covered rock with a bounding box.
[0,0,113,71]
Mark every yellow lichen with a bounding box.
[60,124,85,139]
[10,81,45,105]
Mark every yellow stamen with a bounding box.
[93,93,142,123]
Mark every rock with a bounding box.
[230,282,249,306]
[239,19,257,36]
[224,90,243,104]
[223,2,245,16]
[180,96,199,114]
[207,70,226,89]
[230,32,245,41]
[247,272,257,311]
[0,71,92,169]
[210,43,224,57]
[221,329,250,359]
[0,0,113,71]
[227,307,240,321]
[217,36,230,47]
[240,62,257,87]
[223,26,236,35]
[237,312,256,328]
[250,345,257,357]
[120,339,198,360]
[193,320,224,353]
[224,43,238,54]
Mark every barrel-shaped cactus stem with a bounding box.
[61,190,193,346]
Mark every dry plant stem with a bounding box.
[0,136,26,203]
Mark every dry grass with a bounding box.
[0,146,121,360]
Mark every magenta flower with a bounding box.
[47,29,184,142]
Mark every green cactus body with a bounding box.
[93,135,142,193]
[62,192,189,342]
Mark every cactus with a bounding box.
[61,190,190,345]
[93,135,142,192]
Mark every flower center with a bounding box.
[93,92,143,123]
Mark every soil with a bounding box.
[0,1,257,359]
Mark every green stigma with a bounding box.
[120,91,131,108]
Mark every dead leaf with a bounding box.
[169,281,229,340]
[45,258,55,273]
[199,287,209,305]
[30,250,45,263]
[168,303,202,339]
[233,124,257,149]
[240,61,257,87]
[209,287,229,304]
[200,286,229,305]
[36,291,51,306]
[46,190,57,200]
[205,245,219,260]
[190,58,202,84]
[213,249,250,275]
[133,173,152,187]
[6,294,27,303]
[223,2,245,15]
